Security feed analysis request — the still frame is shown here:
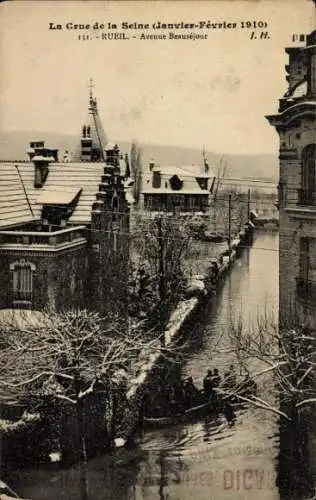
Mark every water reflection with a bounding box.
[5,233,280,500]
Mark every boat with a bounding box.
[142,389,240,428]
[142,398,217,428]
[142,380,257,429]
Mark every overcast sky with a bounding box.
[0,1,314,154]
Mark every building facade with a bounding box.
[267,30,316,328]
[0,90,130,315]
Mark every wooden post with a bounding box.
[228,193,232,263]
[247,188,251,221]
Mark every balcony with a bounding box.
[296,277,316,304]
[297,189,316,207]
[0,226,87,253]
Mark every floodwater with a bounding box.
[5,232,280,500]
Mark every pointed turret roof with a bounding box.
[73,81,108,161]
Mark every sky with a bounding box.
[0,0,315,155]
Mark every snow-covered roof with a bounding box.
[155,164,214,178]
[36,187,81,205]
[0,161,104,227]
[32,155,51,162]
[0,163,38,228]
[141,163,215,196]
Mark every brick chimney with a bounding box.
[152,169,161,188]
[33,156,50,188]
[28,141,58,188]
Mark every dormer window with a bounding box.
[169,175,183,191]
[37,188,82,225]
[196,177,208,190]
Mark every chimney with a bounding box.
[49,148,59,162]
[33,156,50,188]
[27,140,45,160]
[152,169,161,188]
[149,159,155,171]
[81,125,93,161]
[29,141,57,187]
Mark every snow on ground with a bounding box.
[126,297,198,400]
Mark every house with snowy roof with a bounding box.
[138,157,216,214]
[0,89,130,314]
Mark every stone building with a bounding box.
[0,89,130,315]
[266,30,316,328]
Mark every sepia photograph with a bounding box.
[0,0,315,499]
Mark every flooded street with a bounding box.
[5,232,280,500]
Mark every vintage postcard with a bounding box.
[0,1,315,499]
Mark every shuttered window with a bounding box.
[10,260,36,303]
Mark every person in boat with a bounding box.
[171,379,185,413]
[169,394,180,416]
[212,368,221,388]
[203,370,214,401]
[183,377,199,409]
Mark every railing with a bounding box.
[279,94,311,112]
[296,277,316,303]
[297,188,316,207]
[0,226,87,248]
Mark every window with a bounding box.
[296,237,316,302]
[169,175,183,191]
[278,181,287,208]
[299,144,316,205]
[10,260,36,303]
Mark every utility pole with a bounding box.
[99,206,105,313]
[157,217,165,301]
[156,216,166,346]
[247,188,251,221]
[228,193,232,263]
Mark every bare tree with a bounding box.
[213,156,228,205]
[129,215,192,331]
[215,310,316,418]
[0,309,181,460]
[214,310,316,498]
